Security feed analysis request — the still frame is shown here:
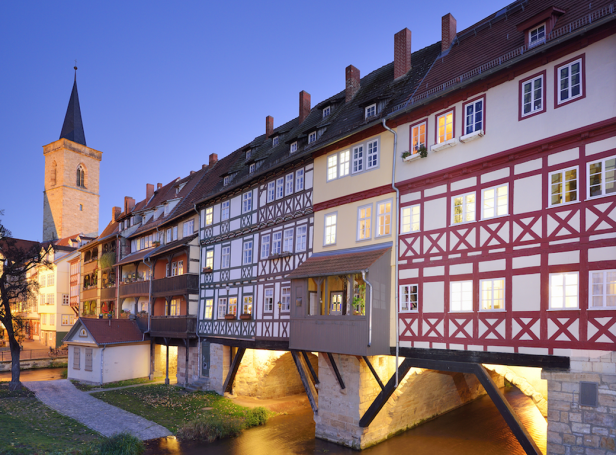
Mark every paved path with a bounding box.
[23,379,171,440]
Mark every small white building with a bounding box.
[64,318,150,384]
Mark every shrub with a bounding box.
[177,416,244,442]
[245,407,269,427]
[60,367,68,379]
[99,432,145,455]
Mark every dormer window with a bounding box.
[223,176,230,186]
[365,104,376,119]
[529,23,546,47]
[272,136,279,147]
[323,106,331,118]
[246,150,252,160]
[290,142,298,153]
[249,163,256,174]
[308,132,317,144]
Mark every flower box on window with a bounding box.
[239,313,252,321]
[224,314,236,320]
[459,129,484,143]
[202,267,213,273]
[431,138,457,152]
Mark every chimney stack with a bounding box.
[124,196,135,214]
[202,164,208,170]
[146,183,154,200]
[266,116,274,138]
[441,13,457,53]
[299,91,311,124]
[345,65,360,103]
[112,206,121,222]
[157,183,162,190]
[394,28,412,79]
[209,153,218,166]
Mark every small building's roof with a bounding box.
[147,234,197,259]
[116,248,155,266]
[64,318,145,345]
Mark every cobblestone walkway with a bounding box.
[23,379,171,440]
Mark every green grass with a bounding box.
[71,377,154,392]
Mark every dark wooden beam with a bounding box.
[326,352,345,390]
[362,356,384,390]
[301,351,319,385]
[203,337,289,351]
[223,347,245,394]
[291,350,318,413]
[359,358,413,428]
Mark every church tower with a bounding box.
[42,70,101,241]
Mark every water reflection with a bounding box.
[145,386,546,455]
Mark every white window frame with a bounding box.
[221,246,230,269]
[62,294,69,306]
[450,281,473,312]
[367,140,379,169]
[228,297,237,316]
[308,131,317,144]
[281,287,291,312]
[242,192,252,213]
[437,110,454,144]
[365,104,376,119]
[243,240,253,265]
[410,121,427,154]
[272,136,279,147]
[272,231,282,255]
[464,99,484,135]
[339,150,350,177]
[217,298,227,319]
[172,226,178,241]
[357,204,372,241]
[205,249,214,269]
[352,145,364,174]
[322,106,330,118]
[399,284,418,313]
[587,157,615,199]
[221,201,230,221]
[267,181,276,203]
[290,142,298,153]
[276,178,284,199]
[283,229,294,253]
[223,176,230,186]
[324,213,337,246]
[295,169,304,191]
[482,184,509,220]
[246,150,252,160]
[285,173,294,196]
[557,58,583,104]
[295,225,307,252]
[205,207,213,226]
[549,272,579,310]
[242,296,253,315]
[589,270,616,309]
[249,163,256,174]
[528,23,546,47]
[480,278,505,311]
[327,154,338,181]
[261,234,270,259]
[171,262,178,277]
[549,166,578,207]
[401,204,420,234]
[62,315,70,325]
[183,220,194,236]
[521,75,544,117]
[376,200,392,238]
[204,298,213,319]
[451,192,476,225]
[264,288,274,312]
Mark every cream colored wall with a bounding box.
[102,343,150,383]
[395,36,616,184]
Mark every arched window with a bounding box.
[50,162,57,186]
[76,165,85,188]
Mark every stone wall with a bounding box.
[543,350,616,455]
[177,345,199,385]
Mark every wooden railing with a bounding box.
[100,287,116,300]
[118,280,149,298]
[150,315,197,338]
[82,288,98,300]
[152,274,198,297]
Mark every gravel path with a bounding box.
[23,379,171,440]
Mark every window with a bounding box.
[352,145,364,174]
[452,193,476,224]
[557,58,583,104]
[276,178,284,199]
[166,229,172,243]
[205,249,214,269]
[272,232,282,255]
[376,201,392,237]
[339,150,350,177]
[76,165,85,188]
[358,205,372,240]
[50,315,55,326]
[324,213,337,245]
[246,149,252,160]
[218,298,227,318]
[243,241,253,265]
[589,270,616,308]
[62,315,71,325]
[249,163,256,174]
[330,292,343,315]
[177,260,184,275]
[221,246,230,268]
[365,104,376,119]
[290,142,298,154]
[528,23,546,47]
[267,181,276,203]
[295,169,304,191]
[401,205,420,233]
[48,274,55,287]
[285,174,294,196]
[400,285,418,312]
[221,201,230,220]
[167,299,180,316]
[283,229,294,253]
[261,234,270,259]
[410,121,426,154]
[550,272,579,309]
[264,289,274,312]
[205,207,213,226]
[437,111,454,143]
[482,184,508,219]
[172,226,178,241]
[323,106,330,118]
[521,74,544,117]
[228,297,237,316]
[85,348,93,371]
[48,294,55,306]
[183,220,194,236]
[272,136,279,147]
[73,347,80,370]
[79,204,83,211]
[327,154,338,181]
[242,192,252,213]
[464,99,483,135]
[549,167,578,206]
[223,176,230,186]
[480,279,505,310]
[588,157,615,198]
[367,140,379,169]
[242,296,253,315]
[296,225,307,252]
[451,281,473,312]
[50,162,57,186]
[62,294,69,306]
[41,314,46,325]
[204,298,213,319]
[171,262,178,276]
[281,287,290,312]
[308,131,317,144]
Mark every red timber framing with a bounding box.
[397,119,616,354]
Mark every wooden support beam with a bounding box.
[362,356,384,390]
[326,352,345,389]
[291,350,318,413]
[223,347,245,394]
[301,351,319,385]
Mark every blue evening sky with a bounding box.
[0,0,507,241]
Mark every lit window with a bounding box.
[308,131,317,144]
[522,75,543,116]
[365,104,376,119]
[452,193,476,224]
[324,213,337,245]
[327,154,338,181]
[400,285,418,312]
[323,106,330,118]
[264,289,274,312]
[169,298,180,316]
[242,192,252,213]
[367,140,379,169]
[290,142,298,153]
[465,99,483,135]
[281,287,290,312]
[243,296,253,315]
[223,176,230,186]
[376,201,391,237]
[549,167,578,206]
[272,232,282,255]
[217,298,227,319]
[243,241,253,265]
[588,157,615,198]
[205,249,214,269]
[296,225,307,252]
[557,59,583,104]
[480,279,505,310]
[451,281,473,312]
[550,272,579,309]
[221,246,230,268]
[330,292,343,315]
[401,205,420,233]
[261,234,270,259]
[482,184,508,219]
[204,298,213,319]
[272,136,279,147]
[228,297,237,316]
[437,111,454,143]
[285,174,294,196]
[276,178,284,199]
[183,220,194,236]
[590,270,616,308]
[249,163,256,174]
[205,207,213,226]
[352,145,364,173]
[171,262,178,276]
[295,169,304,191]
[411,122,426,154]
[339,150,350,177]
[267,181,275,202]
[357,205,372,240]
[283,229,294,253]
[529,23,546,47]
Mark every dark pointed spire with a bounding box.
[59,66,87,146]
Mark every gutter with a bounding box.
[194,203,202,383]
[362,270,374,348]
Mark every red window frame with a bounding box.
[461,94,487,136]
[554,53,586,109]
[434,107,456,144]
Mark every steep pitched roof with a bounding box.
[67,318,145,345]
[59,75,86,146]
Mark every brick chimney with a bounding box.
[394,28,412,80]
[202,164,208,170]
[146,183,154,200]
[299,90,311,124]
[345,65,360,103]
[266,116,274,138]
[124,196,135,214]
[442,13,457,53]
[157,183,162,190]
[112,206,121,222]
[209,153,218,166]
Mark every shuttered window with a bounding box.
[73,347,80,370]
[85,348,93,371]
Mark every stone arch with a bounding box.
[76,163,86,188]
[50,161,57,186]
[482,364,547,417]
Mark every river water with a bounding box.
[145,386,546,455]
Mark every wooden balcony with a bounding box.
[100,287,116,300]
[150,315,197,339]
[83,260,98,274]
[119,281,149,298]
[152,274,198,298]
[81,287,98,301]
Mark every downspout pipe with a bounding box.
[193,203,203,381]
[362,270,373,347]
[382,118,401,387]
[100,344,106,385]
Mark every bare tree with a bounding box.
[0,211,50,390]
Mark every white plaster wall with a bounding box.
[512,274,541,311]
[102,343,150,383]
